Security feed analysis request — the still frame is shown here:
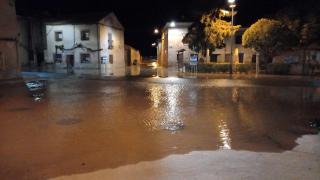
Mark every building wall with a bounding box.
[167,28,192,67]
[17,17,30,66]
[125,46,141,66]
[0,0,19,73]
[214,37,256,64]
[45,24,99,68]
[158,32,168,67]
[99,24,125,76]
[158,25,257,67]
[17,17,45,66]
[130,48,141,65]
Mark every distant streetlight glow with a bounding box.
[228,0,236,8]
[152,42,157,47]
[170,21,176,28]
[154,28,159,34]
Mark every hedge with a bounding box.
[185,63,255,74]
[266,64,290,75]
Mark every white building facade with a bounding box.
[158,22,258,68]
[158,23,193,67]
[45,13,125,76]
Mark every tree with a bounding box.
[183,9,240,58]
[242,18,296,64]
[276,4,320,74]
[182,21,208,54]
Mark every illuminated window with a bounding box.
[55,31,63,42]
[81,30,90,41]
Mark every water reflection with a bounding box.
[146,85,184,131]
[1,78,320,180]
[149,86,162,108]
[232,87,240,103]
[218,119,232,150]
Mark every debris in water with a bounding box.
[25,80,47,102]
[25,80,46,91]
[309,119,320,130]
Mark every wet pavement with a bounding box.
[0,71,320,179]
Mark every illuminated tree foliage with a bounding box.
[183,9,240,53]
[242,18,295,62]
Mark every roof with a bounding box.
[163,22,193,31]
[99,12,124,30]
[44,12,124,30]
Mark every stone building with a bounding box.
[17,16,45,67]
[158,22,258,68]
[0,0,19,75]
[125,45,142,66]
[45,12,125,76]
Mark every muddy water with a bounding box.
[0,78,319,179]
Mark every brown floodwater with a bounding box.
[0,77,319,180]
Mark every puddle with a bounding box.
[309,119,320,129]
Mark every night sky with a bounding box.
[15,0,313,56]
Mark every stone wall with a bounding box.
[0,0,19,74]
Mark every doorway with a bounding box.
[66,55,74,68]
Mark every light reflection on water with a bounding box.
[146,85,184,131]
[218,119,232,150]
[1,78,320,179]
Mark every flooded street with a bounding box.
[0,76,320,179]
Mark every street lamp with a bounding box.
[228,0,236,74]
[170,21,176,28]
[154,28,159,34]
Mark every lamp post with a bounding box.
[154,28,159,34]
[228,0,236,74]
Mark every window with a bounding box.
[109,54,114,64]
[55,31,63,42]
[210,54,219,63]
[108,33,113,49]
[238,53,244,63]
[225,54,231,63]
[235,35,242,45]
[252,54,257,63]
[81,30,90,41]
[54,53,62,63]
[81,54,91,64]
